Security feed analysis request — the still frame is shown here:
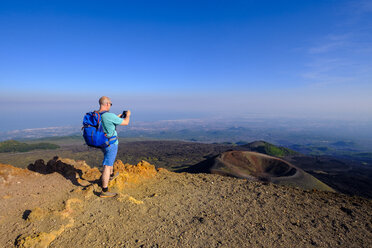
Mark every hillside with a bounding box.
[0,158,371,247]
[182,151,335,192]
[0,140,59,153]
[0,139,371,198]
[239,141,299,157]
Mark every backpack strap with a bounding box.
[104,135,117,147]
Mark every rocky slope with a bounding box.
[0,158,371,248]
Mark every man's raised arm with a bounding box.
[118,110,131,126]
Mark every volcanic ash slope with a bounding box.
[0,158,371,248]
[207,151,335,192]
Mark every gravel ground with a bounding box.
[1,161,371,248]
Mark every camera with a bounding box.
[121,110,128,119]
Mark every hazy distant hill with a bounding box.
[0,140,59,153]
[239,141,299,157]
[2,119,372,163]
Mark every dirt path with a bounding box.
[1,160,372,248]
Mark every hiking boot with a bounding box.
[109,172,119,181]
[100,191,118,198]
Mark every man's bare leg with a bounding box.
[102,165,111,189]
[100,165,117,197]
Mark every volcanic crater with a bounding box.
[214,151,297,180]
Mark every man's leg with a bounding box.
[100,165,117,197]
[100,144,118,198]
[101,165,111,189]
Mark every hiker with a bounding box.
[98,96,131,197]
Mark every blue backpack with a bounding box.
[82,111,117,148]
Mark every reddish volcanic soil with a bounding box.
[0,158,371,248]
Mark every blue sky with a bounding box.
[0,0,371,130]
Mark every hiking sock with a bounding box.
[102,187,108,192]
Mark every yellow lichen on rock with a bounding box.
[117,193,144,204]
[109,160,157,191]
[156,167,170,173]
[27,207,49,222]
[127,196,144,204]
[113,160,157,177]
[17,231,59,248]
[0,163,33,184]
[76,178,91,186]
[16,217,75,248]
[59,198,83,218]
[81,167,101,181]
[59,158,101,181]
[17,197,82,248]
[81,185,94,199]
[59,158,90,172]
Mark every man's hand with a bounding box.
[118,110,131,118]
[120,110,131,126]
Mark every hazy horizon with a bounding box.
[1,1,371,132]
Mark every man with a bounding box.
[98,96,131,198]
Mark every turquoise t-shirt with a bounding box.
[101,112,123,145]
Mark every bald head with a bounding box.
[98,96,112,112]
[99,96,111,106]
